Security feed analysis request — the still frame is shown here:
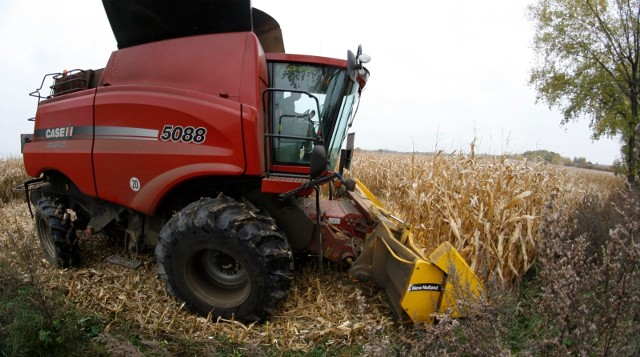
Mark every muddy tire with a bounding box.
[34,198,80,268]
[155,196,293,322]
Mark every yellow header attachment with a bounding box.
[349,180,483,323]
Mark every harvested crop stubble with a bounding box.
[0,201,393,352]
[349,151,623,283]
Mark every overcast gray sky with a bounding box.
[1,0,621,164]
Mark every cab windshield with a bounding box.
[267,61,358,170]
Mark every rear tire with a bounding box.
[155,196,293,322]
[34,198,80,268]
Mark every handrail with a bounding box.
[29,69,92,102]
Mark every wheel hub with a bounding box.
[202,250,247,288]
[182,247,252,308]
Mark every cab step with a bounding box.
[106,255,141,269]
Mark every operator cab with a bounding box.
[264,53,368,179]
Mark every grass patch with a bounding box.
[0,256,106,356]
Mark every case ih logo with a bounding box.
[46,126,74,139]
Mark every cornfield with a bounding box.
[349,150,623,283]
[0,156,27,204]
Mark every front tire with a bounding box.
[34,198,80,268]
[155,196,293,322]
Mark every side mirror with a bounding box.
[309,145,328,179]
[347,45,371,84]
[347,50,357,82]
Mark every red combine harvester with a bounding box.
[20,0,481,323]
